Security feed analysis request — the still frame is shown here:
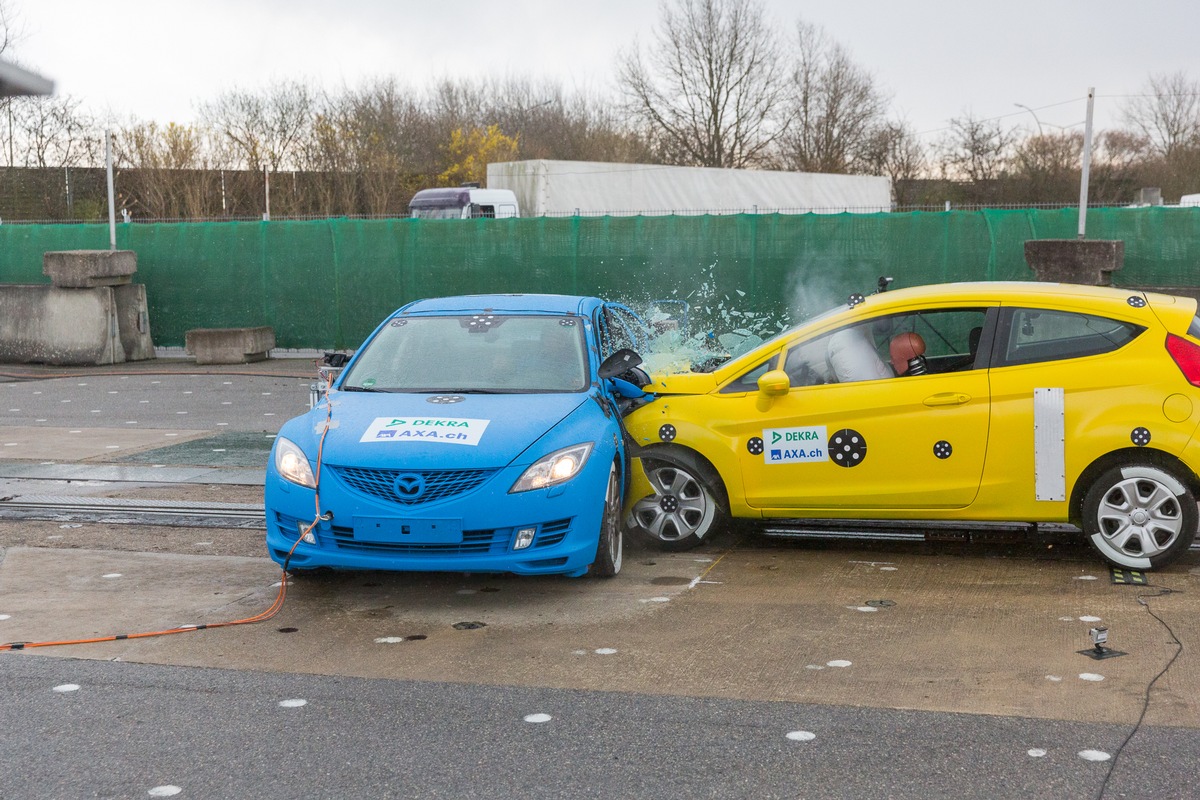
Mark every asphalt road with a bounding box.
[3,654,1195,800]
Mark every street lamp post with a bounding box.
[1014,103,1044,136]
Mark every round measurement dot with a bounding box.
[933,440,953,459]
[659,424,677,442]
[1131,427,1151,446]
[1127,295,1146,308]
[747,437,764,455]
[829,429,866,468]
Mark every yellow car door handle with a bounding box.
[924,392,972,407]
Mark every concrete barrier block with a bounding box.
[1024,240,1124,285]
[0,285,124,365]
[43,250,137,288]
[185,326,276,364]
[113,283,155,361]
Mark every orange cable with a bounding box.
[0,373,337,653]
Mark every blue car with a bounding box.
[265,294,654,578]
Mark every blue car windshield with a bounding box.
[342,314,590,393]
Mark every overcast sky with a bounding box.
[7,0,1200,140]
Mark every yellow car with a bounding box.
[622,281,1200,570]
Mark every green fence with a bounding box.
[1,207,1198,349]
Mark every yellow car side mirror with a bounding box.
[757,369,791,397]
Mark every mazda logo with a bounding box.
[394,473,426,499]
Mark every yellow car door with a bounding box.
[735,310,992,512]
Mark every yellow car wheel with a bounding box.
[629,449,727,551]
[1082,463,1198,570]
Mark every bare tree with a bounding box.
[860,120,925,203]
[199,81,314,172]
[778,22,889,174]
[1120,71,1200,159]
[114,120,218,218]
[10,93,98,167]
[617,0,788,168]
[2,0,25,167]
[937,113,1014,183]
[1009,131,1083,202]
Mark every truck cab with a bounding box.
[408,186,520,219]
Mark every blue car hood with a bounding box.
[309,391,590,470]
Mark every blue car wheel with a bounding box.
[589,462,623,577]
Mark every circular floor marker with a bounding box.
[1079,673,1105,682]
[1027,748,1047,758]
[826,660,852,668]
[594,648,618,655]
[524,713,552,724]
[102,573,122,579]
[278,699,307,708]
[786,730,816,741]
[53,684,80,693]
[1078,749,1111,762]
[148,787,182,797]
[1079,615,1102,622]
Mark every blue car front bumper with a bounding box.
[265,457,608,577]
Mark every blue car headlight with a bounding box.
[274,436,316,488]
[510,443,593,493]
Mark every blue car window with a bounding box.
[342,315,589,393]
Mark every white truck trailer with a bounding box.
[486,160,892,217]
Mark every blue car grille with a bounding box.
[331,525,508,555]
[274,513,573,557]
[330,465,500,506]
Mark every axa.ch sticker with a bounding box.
[763,426,828,464]
[360,417,490,446]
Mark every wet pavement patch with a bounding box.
[112,431,276,468]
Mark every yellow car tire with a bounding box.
[628,448,728,551]
[1081,463,1198,570]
